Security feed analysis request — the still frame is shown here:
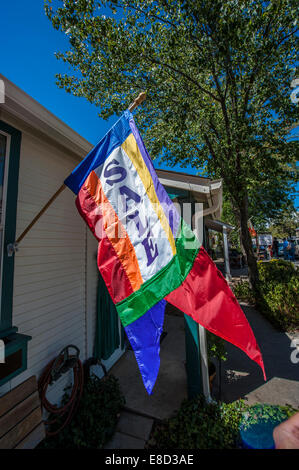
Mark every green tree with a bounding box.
[45,0,298,291]
[222,174,297,249]
[269,210,299,238]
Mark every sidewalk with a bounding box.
[105,296,299,448]
[215,302,299,408]
[105,314,188,449]
[217,264,299,407]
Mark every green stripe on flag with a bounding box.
[116,219,200,327]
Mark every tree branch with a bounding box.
[145,55,221,102]
[243,27,299,117]
[117,1,179,29]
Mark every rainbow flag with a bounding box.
[65,110,265,394]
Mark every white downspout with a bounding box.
[223,226,231,281]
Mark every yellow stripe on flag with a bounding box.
[121,134,176,256]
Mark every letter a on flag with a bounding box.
[65,110,266,394]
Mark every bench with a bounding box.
[0,375,45,449]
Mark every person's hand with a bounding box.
[273,412,299,449]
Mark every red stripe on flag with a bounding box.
[165,246,266,379]
[83,171,143,292]
[76,185,134,303]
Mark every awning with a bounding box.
[205,218,235,233]
[157,169,223,220]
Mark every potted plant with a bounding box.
[239,403,296,449]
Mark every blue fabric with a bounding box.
[124,299,166,394]
[64,111,132,194]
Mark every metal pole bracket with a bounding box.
[7,242,18,257]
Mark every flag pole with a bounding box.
[7,91,147,255]
[16,183,66,245]
[128,92,146,112]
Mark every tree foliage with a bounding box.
[45,0,298,287]
[268,209,299,238]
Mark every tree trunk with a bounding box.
[238,196,260,292]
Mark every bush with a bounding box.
[233,280,255,304]
[258,259,296,285]
[146,396,297,449]
[207,331,228,362]
[39,374,125,449]
[256,260,299,332]
[258,276,299,331]
[147,395,247,449]
[233,260,298,332]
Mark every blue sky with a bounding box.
[0,1,298,206]
[0,1,191,174]
[0,2,115,145]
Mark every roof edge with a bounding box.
[0,74,93,158]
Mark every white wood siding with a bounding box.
[86,230,98,358]
[0,117,125,403]
[9,130,87,396]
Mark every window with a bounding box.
[0,132,10,299]
[0,121,31,387]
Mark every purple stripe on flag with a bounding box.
[127,112,181,238]
[124,298,166,394]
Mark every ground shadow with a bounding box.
[212,303,299,407]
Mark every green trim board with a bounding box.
[0,332,31,387]
[116,219,200,327]
[94,273,121,361]
[0,326,18,339]
[184,314,203,398]
[0,120,31,387]
[0,120,22,333]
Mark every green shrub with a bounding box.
[233,261,298,332]
[258,275,299,331]
[147,396,297,449]
[258,259,297,285]
[147,395,247,449]
[207,331,228,362]
[39,374,125,449]
[256,260,299,331]
[233,280,255,304]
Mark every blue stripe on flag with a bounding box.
[124,299,166,394]
[64,111,132,194]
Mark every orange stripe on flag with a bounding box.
[84,171,143,292]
